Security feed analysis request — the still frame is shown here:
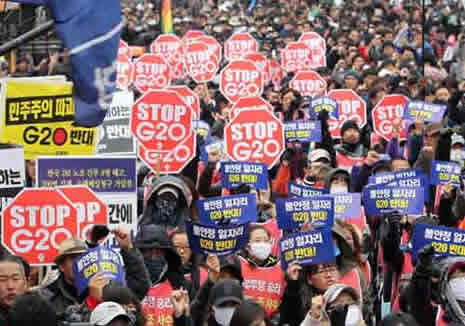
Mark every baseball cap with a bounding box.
[156,186,179,199]
[219,255,243,282]
[54,238,88,265]
[308,149,331,163]
[452,133,465,146]
[209,280,243,307]
[90,302,131,326]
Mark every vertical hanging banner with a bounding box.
[280,229,335,270]
[0,145,26,198]
[275,196,334,230]
[160,0,174,33]
[0,78,97,160]
[97,90,135,155]
[36,156,137,248]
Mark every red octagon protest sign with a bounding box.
[116,54,133,90]
[372,94,409,141]
[131,90,193,152]
[58,186,108,241]
[299,32,327,68]
[245,52,271,85]
[225,108,285,168]
[281,42,312,73]
[150,34,183,63]
[328,89,367,138]
[220,60,263,104]
[225,33,258,61]
[182,30,206,47]
[168,85,200,119]
[132,54,171,93]
[231,96,273,118]
[2,189,78,265]
[290,70,327,97]
[184,41,219,83]
[196,35,222,63]
[139,130,196,174]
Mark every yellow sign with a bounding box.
[0,79,96,159]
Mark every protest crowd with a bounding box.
[1,0,465,325]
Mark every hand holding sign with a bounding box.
[113,226,133,250]
[171,288,190,318]
[88,272,110,301]
[286,262,302,281]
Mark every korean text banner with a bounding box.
[284,120,322,142]
[333,193,364,231]
[185,222,249,256]
[412,223,465,261]
[193,120,211,141]
[220,162,268,189]
[280,229,335,270]
[97,91,135,155]
[288,182,328,198]
[36,156,137,249]
[0,79,96,159]
[404,101,446,123]
[362,184,424,216]
[309,96,339,119]
[276,196,334,230]
[37,157,136,193]
[368,168,429,201]
[0,145,25,197]
[73,246,125,296]
[430,160,462,186]
[197,194,257,225]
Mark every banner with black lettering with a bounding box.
[430,160,462,186]
[36,156,137,248]
[96,91,135,155]
[362,184,424,215]
[276,196,334,230]
[280,229,335,270]
[0,145,26,197]
[73,246,125,296]
[412,223,465,261]
[196,194,257,225]
[284,120,321,142]
[288,182,328,198]
[185,222,249,256]
[220,162,268,189]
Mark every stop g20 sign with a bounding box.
[220,60,263,104]
[225,108,285,168]
[2,188,78,265]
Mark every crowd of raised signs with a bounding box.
[2,0,465,326]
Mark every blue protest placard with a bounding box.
[284,120,322,142]
[197,194,257,225]
[276,196,334,230]
[362,184,424,216]
[221,162,268,189]
[368,169,429,201]
[412,223,465,261]
[431,160,462,186]
[73,246,126,296]
[193,120,211,141]
[404,101,446,123]
[185,222,249,256]
[310,96,339,119]
[280,229,335,270]
[333,193,365,231]
[288,182,328,198]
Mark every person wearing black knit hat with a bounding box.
[334,120,368,172]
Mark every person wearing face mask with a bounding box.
[135,224,193,325]
[450,134,465,167]
[325,168,351,194]
[239,225,285,320]
[301,284,366,326]
[335,120,368,173]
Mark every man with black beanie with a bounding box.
[334,120,368,172]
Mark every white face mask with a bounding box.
[449,277,465,300]
[330,184,348,194]
[213,306,236,326]
[250,242,272,261]
[345,304,363,326]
